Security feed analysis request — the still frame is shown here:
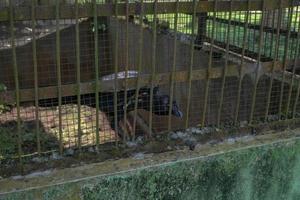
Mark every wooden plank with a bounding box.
[0,61,287,104]
[0,0,296,22]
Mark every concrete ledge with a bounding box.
[1,128,300,199]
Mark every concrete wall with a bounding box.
[1,135,300,200]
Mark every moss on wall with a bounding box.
[2,138,300,200]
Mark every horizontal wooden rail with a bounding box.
[0,0,296,22]
[0,60,287,104]
[207,16,300,39]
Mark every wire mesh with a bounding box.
[0,0,299,171]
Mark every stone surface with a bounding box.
[1,130,300,200]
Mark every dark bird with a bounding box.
[99,71,183,130]
[38,71,183,136]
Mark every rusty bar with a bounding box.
[234,0,251,125]
[132,0,145,139]
[148,0,158,137]
[31,0,41,154]
[249,1,266,124]
[123,0,129,141]
[75,0,82,151]
[9,0,23,170]
[201,0,218,127]
[185,0,197,129]
[168,0,179,131]
[278,5,294,119]
[55,0,63,155]
[264,0,283,121]
[113,0,119,145]
[285,4,299,117]
[93,0,100,149]
[268,8,276,58]
[217,0,232,127]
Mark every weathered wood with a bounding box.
[0,0,296,22]
[0,60,287,104]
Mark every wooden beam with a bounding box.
[0,0,295,22]
[0,61,286,104]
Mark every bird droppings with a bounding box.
[31,156,49,163]
[51,152,63,160]
[88,147,96,153]
[64,148,75,157]
[132,152,145,160]
[126,141,138,148]
[24,170,52,179]
[239,121,248,128]
[136,136,145,145]
[0,121,294,179]
[226,138,236,145]
[11,175,24,180]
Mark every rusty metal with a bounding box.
[286,4,300,118]
[132,0,145,138]
[249,0,266,124]
[278,5,294,118]
[31,0,41,154]
[9,0,23,169]
[185,0,197,129]
[202,0,218,127]
[94,0,100,149]
[264,0,283,121]
[148,0,158,137]
[55,0,63,155]
[168,0,179,131]
[113,0,119,145]
[123,0,129,141]
[75,0,82,151]
[217,0,233,127]
[234,0,251,125]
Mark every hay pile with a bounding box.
[0,104,117,157]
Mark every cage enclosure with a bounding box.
[0,0,299,176]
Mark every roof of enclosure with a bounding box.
[0,20,77,50]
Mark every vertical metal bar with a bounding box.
[132,0,144,138]
[264,0,283,121]
[31,0,41,154]
[278,6,294,119]
[93,0,100,149]
[75,0,82,151]
[55,0,63,154]
[201,0,217,127]
[123,0,129,140]
[249,0,265,124]
[167,0,179,131]
[292,11,300,118]
[149,0,158,136]
[9,0,23,169]
[185,0,197,129]
[216,0,232,127]
[234,0,250,125]
[268,10,276,58]
[113,0,119,145]
[285,5,299,118]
